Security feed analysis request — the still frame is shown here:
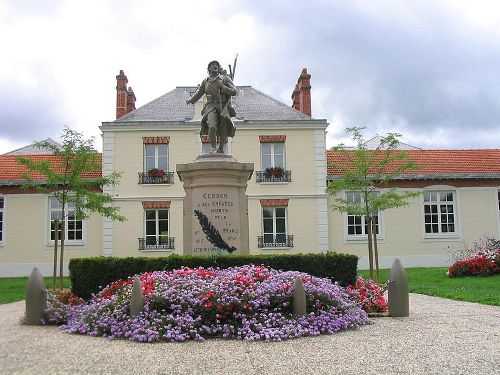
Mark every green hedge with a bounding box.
[69,252,358,300]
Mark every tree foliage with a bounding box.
[17,127,126,288]
[327,127,419,281]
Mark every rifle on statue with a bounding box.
[228,53,238,81]
[217,54,238,137]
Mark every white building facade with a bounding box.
[1,70,499,276]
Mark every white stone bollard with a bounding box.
[129,276,144,317]
[293,276,307,316]
[25,267,48,325]
[388,258,409,317]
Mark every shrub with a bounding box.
[44,265,370,342]
[472,248,500,264]
[69,252,358,300]
[448,236,500,264]
[447,257,500,278]
[345,276,388,313]
[447,236,500,278]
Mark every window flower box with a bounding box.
[147,168,165,178]
[265,167,284,178]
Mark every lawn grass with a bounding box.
[0,277,71,304]
[358,267,500,306]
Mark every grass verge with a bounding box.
[0,277,71,304]
[358,267,500,306]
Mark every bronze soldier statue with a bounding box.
[186,60,237,154]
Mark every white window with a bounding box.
[49,197,83,242]
[261,143,285,170]
[144,144,168,172]
[345,192,380,238]
[144,209,170,248]
[0,197,4,244]
[423,191,457,235]
[261,206,288,246]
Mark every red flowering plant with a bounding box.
[55,291,85,306]
[345,276,388,314]
[447,236,500,277]
[97,272,156,300]
[193,266,271,323]
[447,257,500,277]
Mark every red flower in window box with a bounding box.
[265,167,284,178]
[147,168,165,177]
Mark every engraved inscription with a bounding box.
[193,189,240,254]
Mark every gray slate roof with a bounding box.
[114,86,313,123]
[364,135,421,150]
[3,138,63,155]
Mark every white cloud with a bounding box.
[442,0,500,34]
[1,0,500,153]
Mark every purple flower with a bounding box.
[42,265,370,342]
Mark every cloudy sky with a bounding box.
[1,0,500,153]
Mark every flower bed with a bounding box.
[345,276,388,314]
[42,290,85,324]
[448,236,500,277]
[447,254,500,277]
[43,265,370,342]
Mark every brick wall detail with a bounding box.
[142,201,171,209]
[260,199,289,207]
[142,137,170,144]
[259,135,286,143]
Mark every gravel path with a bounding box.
[0,294,499,375]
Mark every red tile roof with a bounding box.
[327,149,500,178]
[2,150,498,183]
[0,154,102,183]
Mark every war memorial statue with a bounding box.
[186,60,237,154]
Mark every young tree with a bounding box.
[17,127,126,289]
[327,127,419,282]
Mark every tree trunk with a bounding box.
[366,216,374,280]
[53,220,59,290]
[59,218,65,290]
[372,218,380,283]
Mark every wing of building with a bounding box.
[0,154,104,276]
[0,69,499,276]
[328,149,500,268]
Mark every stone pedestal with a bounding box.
[177,154,254,255]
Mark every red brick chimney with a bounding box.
[291,83,300,112]
[126,86,136,114]
[291,68,312,116]
[116,70,136,119]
